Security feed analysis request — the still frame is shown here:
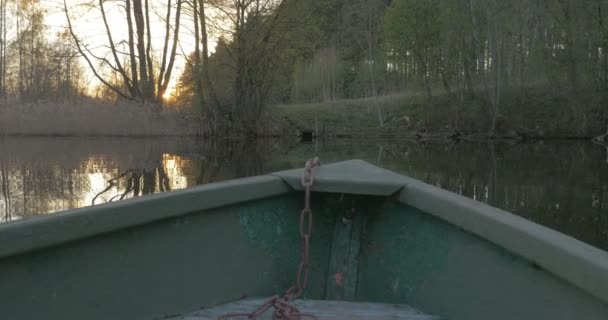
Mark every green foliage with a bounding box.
[384,0,441,57]
[174,0,608,136]
[289,0,392,102]
[273,84,607,138]
[175,0,332,129]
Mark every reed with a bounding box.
[0,99,203,137]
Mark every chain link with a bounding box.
[219,158,320,320]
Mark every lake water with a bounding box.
[1,137,607,251]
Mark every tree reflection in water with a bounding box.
[195,139,265,185]
[0,137,607,251]
[1,161,12,222]
[91,166,171,205]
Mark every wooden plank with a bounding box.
[167,298,439,320]
[325,205,364,300]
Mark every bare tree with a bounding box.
[64,0,183,105]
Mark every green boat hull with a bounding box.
[0,160,607,319]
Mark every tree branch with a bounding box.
[64,0,132,100]
[99,0,133,94]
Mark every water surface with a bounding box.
[1,137,606,251]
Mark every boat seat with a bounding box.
[166,297,439,319]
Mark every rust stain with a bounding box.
[334,272,343,287]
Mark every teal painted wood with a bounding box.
[357,200,608,320]
[273,160,406,196]
[276,160,608,304]
[325,204,364,300]
[167,298,439,319]
[0,175,291,259]
[0,194,336,320]
[323,194,385,301]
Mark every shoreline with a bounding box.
[0,132,598,142]
[1,88,605,141]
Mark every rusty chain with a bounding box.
[219,158,321,320]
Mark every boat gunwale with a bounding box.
[0,175,292,259]
[397,175,608,305]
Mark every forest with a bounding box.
[0,0,606,138]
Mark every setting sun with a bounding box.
[163,90,173,101]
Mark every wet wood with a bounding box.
[325,207,364,300]
[169,298,439,320]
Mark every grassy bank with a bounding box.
[272,87,607,139]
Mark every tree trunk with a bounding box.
[193,0,205,113]
[198,0,222,131]
[132,0,152,100]
[157,0,173,98]
[461,37,475,97]
[415,49,432,98]
[126,0,140,98]
[486,0,501,137]
[157,0,182,101]
[199,0,220,109]
[366,0,383,127]
[145,0,154,86]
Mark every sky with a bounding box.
[41,0,211,98]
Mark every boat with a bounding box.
[0,159,607,319]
